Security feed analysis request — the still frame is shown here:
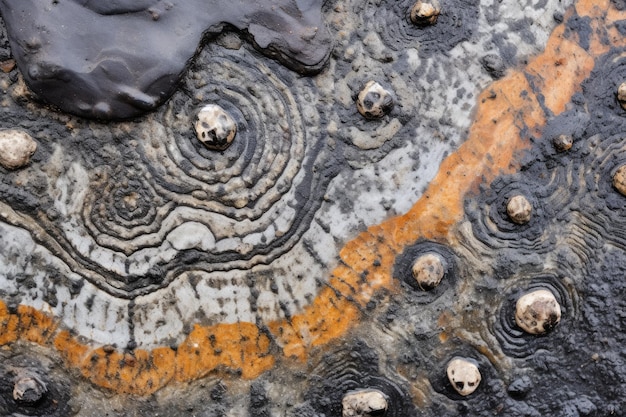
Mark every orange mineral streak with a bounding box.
[0,0,623,396]
[262,0,619,366]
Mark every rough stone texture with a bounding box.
[446,357,481,396]
[2,0,626,416]
[515,289,562,335]
[0,129,36,169]
[341,389,388,417]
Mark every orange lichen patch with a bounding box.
[576,0,609,18]
[2,0,626,397]
[54,330,91,368]
[289,288,361,349]
[525,26,595,115]
[79,348,174,394]
[175,322,274,382]
[267,320,308,361]
[0,301,19,345]
[391,70,545,249]
[17,305,59,345]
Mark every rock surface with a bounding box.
[0,129,36,169]
[515,289,562,335]
[446,357,481,396]
[2,1,626,417]
[0,0,332,119]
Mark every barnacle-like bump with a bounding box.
[515,289,561,335]
[342,389,388,417]
[612,164,626,196]
[13,376,47,404]
[552,134,573,152]
[617,82,626,110]
[356,81,395,119]
[0,129,37,170]
[506,195,532,225]
[446,357,481,396]
[194,104,237,151]
[411,252,445,290]
[410,1,441,26]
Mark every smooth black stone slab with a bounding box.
[0,0,331,120]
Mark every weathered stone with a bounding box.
[0,0,332,119]
[342,389,388,417]
[447,357,481,396]
[515,289,561,335]
[356,81,394,119]
[194,105,237,151]
[507,195,532,225]
[0,129,37,170]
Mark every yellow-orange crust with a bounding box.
[0,0,620,395]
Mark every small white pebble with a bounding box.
[506,195,532,225]
[410,1,441,26]
[447,357,481,396]
[0,129,37,170]
[617,82,626,110]
[13,376,47,403]
[194,104,237,150]
[613,165,626,196]
[515,289,561,335]
[342,389,388,417]
[411,252,445,290]
[552,134,573,152]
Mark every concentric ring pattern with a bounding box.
[0,45,335,300]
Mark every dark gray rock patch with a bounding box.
[0,0,332,120]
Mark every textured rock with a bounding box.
[0,129,36,169]
[3,1,626,416]
[194,104,237,150]
[342,389,388,417]
[515,289,561,335]
[356,81,395,119]
[0,0,332,120]
[446,357,481,396]
[507,195,532,225]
